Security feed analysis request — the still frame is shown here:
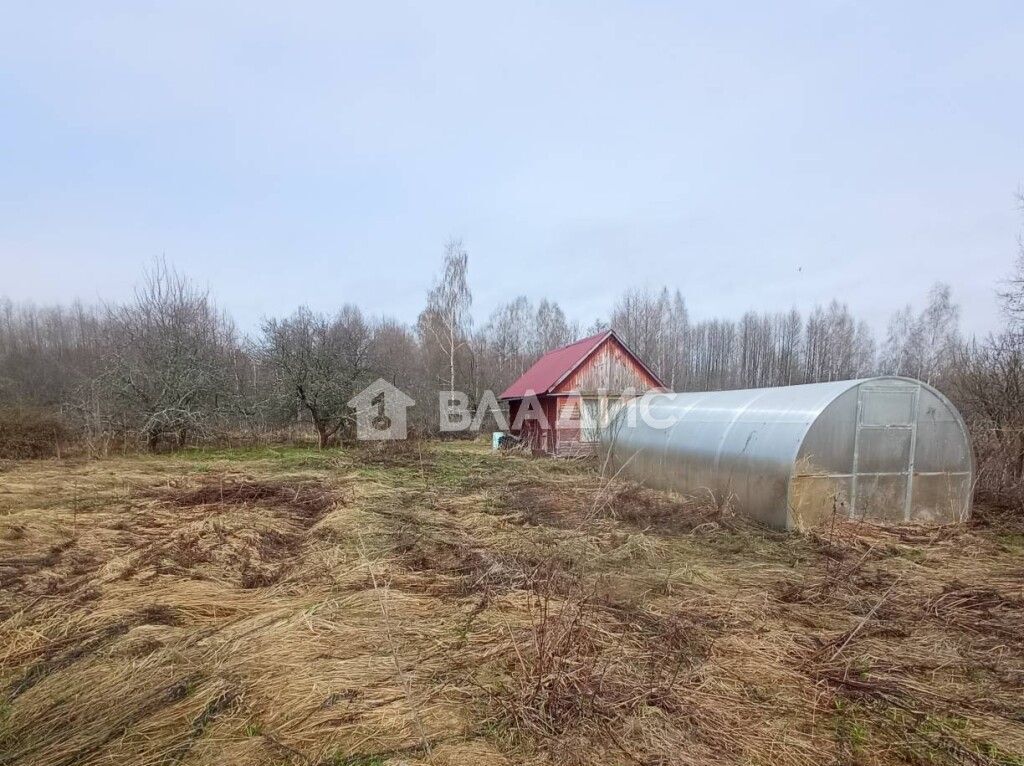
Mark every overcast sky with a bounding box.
[1,2,1022,337]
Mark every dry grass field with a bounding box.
[1,441,1023,766]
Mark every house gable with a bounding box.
[554,335,664,396]
[498,330,611,400]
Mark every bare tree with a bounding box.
[881,305,919,376]
[610,287,687,388]
[664,290,689,389]
[370,317,428,432]
[946,196,1024,505]
[851,319,877,378]
[778,308,803,385]
[101,259,232,450]
[0,299,105,409]
[419,238,472,408]
[950,332,1024,500]
[480,296,534,391]
[610,287,661,366]
[371,317,422,386]
[260,305,371,448]
[804,301,874,382]
[534,298,576,355]
[881,283,960,384]
[687,318,738,391]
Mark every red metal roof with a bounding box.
[499,330,614,400]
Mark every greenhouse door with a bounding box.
[850,383,920,521]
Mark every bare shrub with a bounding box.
[0,407,68,459]
[489,584,722,764]
[949,331,1024,509]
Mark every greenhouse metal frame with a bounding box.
[600,376,974,529]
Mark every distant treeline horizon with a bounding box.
[2,228,1024,506]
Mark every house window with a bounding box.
[580,398,601,442]
[579,395,632,442]
[606,397,627,432]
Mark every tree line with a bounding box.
[2,208,1023,504]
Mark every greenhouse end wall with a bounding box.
[600,377,973,529]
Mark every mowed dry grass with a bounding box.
[0,441,1023,766]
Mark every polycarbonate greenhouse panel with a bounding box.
[600,377,973,529]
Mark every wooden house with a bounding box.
[498,329,665,456]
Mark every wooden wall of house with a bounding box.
[556,338,662,395]
[508,396,563,454]
[505,335,663,456]
[548,395,600,456]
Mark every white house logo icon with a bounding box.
[348,378,415,440]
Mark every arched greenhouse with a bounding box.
[600,376,973,529]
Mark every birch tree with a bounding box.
[804,301,873,382]
[419,239,472,407]
[610,287,687,388]
[881,283,959,384]
[534,298,575,355]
